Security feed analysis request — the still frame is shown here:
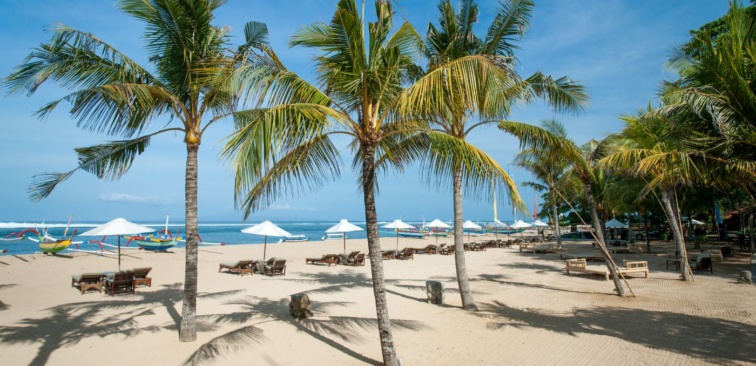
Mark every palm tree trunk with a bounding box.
[453,165,478,311]
[661,189,693,281]
[585,181,625,296]
[643,212,651,253]
[179,143,199,342]
[361,142,398,366]
[551,188,561,247]
[748,201,754,254]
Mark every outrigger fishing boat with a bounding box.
[396,230,425,238]
[124,215,181,251]
[278,234,309,242]
[321,232,345,241]
[126,234,181,251]
[37,231,77,254]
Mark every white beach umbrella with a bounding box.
[532,219,549,227]
[690,219,705,226]
[490,219,508,239]
[426,218,452,246]
[325,219,364,254]
[79,218,155,271]
[382,219,415,251]
[241,221,291,261]
[604,218,628,229]
[463,220,482,243]
[509,220,532,237]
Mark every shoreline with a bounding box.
[1,236,754,365]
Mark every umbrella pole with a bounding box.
[263,236,267,261]
[396,232,399,251]
[343,234,346,255]
[117,235,121,272]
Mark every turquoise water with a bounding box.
[0,220,429,256]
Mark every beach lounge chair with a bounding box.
[382,250,397,259]
[218,260,254,276]
[263,259,287,276]
[346,253,366,266]
[439,245,455,255]
[71,272,104,294]
[306,254,340,266]
[132,267,152,287]
[397,248,414,260]
[104,271,135,296]
[411,245,437,254]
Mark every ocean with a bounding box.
[0,220,428,256]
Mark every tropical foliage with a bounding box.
[3,0,269,341]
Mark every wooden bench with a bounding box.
[566,259,611,280]
[566,259,650,280]
[619,260,650,279]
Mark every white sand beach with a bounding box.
[0,236,754,365]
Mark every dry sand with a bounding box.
[0,236,754,366]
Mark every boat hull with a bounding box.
[39,239,72,254]
[397,232,425,238]
[132,239,179,251]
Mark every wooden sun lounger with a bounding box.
[104,271,135,296]
[218,260,254,276]
[71,272,104,294]
[306,254,339,266]
[132,267,152,287]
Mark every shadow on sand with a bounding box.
[479,300,755,364]
[0,272,428,366]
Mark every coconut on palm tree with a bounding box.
[3,0,269,341]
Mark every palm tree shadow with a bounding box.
[479,300,756,364]
[182,279,429,365]
[476,273,614,296]
[0,284,242,366]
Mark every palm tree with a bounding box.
[412,0,587,310]
[501,123,628,296]
[663,0,756,250]
[515,119,570,248]
[3,0,267,341]
[222,1,426,364]
[602,108,700,281]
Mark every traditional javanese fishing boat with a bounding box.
[321,233,345,241]
[37,229,77,254]
[279,234,309,242]
[397,230,425,238]
[126,235,181,251]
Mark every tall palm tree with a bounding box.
[412,0,587,310]
[223,1,427,364]
[515,119,570,248]
[3,0,267,341]
[501,123,628,296]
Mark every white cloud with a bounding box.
[269,203,315,211]
[99,192,170,205]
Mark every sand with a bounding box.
[0,236,754,366]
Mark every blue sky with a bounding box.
[0,0,729,223]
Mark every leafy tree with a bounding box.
[411,0,587,310]
[3,0,269,341]
[500,124,628,296]
[516,119,571,247]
